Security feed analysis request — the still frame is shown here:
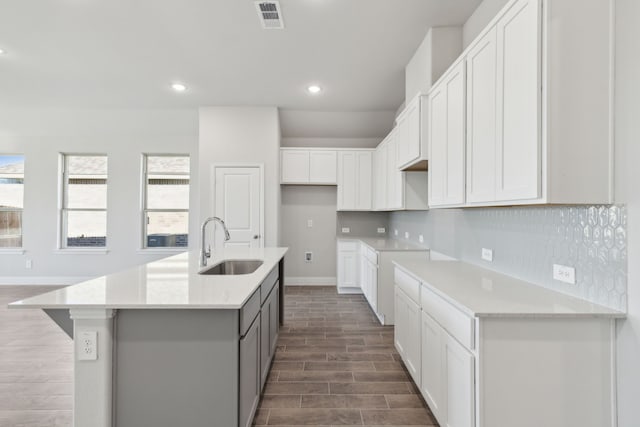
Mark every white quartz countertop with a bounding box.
[339,237,428,252]
[393,260,625,318]
[9,247,288,310]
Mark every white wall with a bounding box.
[0,108,199,283]
[198,107,280,247]
[462,0,509,48]
[614,0,640,424]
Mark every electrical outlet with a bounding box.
[78,331,98,361]
[341,227,350,234]
[25,259,32,269]
[553,264,576,284]
[377,227,385,234]
[404,232,410,239]
[305,252,313,263]
[481,248,493,262]
[307,219,313,228]
[394,229,398,236]
[419,235,424,243]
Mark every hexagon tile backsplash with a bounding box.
[390,205,628,312]
[466,205,627,311]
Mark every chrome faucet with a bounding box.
[200,217,231,267]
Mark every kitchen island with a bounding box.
[9,247,288,427]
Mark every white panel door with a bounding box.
[281,150,309,183]
[495,0,541,201]
[337,250,358,289]
[444,334,475,427]
[309,150,337,184]
[466,27,497,203]
[214,167,262,248]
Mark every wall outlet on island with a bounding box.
[482,248,493,262]
[78,331,98,361]
[377,227,385,234]
[341,227,350,234]
[553,264,576,284]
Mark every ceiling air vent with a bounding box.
[255,1,285,29]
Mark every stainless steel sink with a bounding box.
[199,260,263,275]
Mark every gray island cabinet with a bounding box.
[9,248,288,427]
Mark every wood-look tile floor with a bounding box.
[254,286,438,427]
[0,285,437,427]
[0,286,73,427]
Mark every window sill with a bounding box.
[0,249,25,255]
[54,248,110,255]
[137,248,188,254]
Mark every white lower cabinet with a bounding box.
[443,334,475,427]
[337,241,359,293]
[421,312,444,419]
[395,288,421,384]
[239,314,261,427]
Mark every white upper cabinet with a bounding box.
[428,61,466,207]
[337,150,373,211]
[396,95,428,171]
[495,0,541,201]
[427,0,612,208]
[386,133,404,210]
[280,149,337,184]
[465,27,498,204]
[374,142,388,210]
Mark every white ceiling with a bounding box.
[0,0,481,112]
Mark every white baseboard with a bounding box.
[0,276,93,286]
[285,276,336,286]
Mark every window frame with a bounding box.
[58,153,108,251]
[0,153,25,251]
[140,153,190,251]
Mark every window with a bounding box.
[60,154,108,248]
[0,155,25,248]
[142,155,190,248]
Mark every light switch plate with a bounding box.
[394,229,398,236]
[341,227,350,234]
[404,232,410,239]
[481,248,493,262]
[553,264,576,284]
[419,235,424,243]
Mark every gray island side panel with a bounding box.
[115,309,240,427]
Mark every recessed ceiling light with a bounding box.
[307,85,322,95]
[171,83,187,92]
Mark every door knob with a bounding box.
[253,235,261,239]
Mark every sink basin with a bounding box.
[199,260,263,275]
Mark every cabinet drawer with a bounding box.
[338,241,358,252]
[240,289,261,337]
[394,267,420,305]
[421,284,474,350]
[260,267,279,305]
[363,246,378,265]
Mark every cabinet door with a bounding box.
[337,250,358,289]
[495,0,541,201]
[309,150,337,184]
[260,300,271,388]
[405,98,422,164]
[269,283,279,355]
[281,150,310,183]
[239,315,261,427]
[421,312,444,421]
[466,27,497,203]
[355,151,373,210]
[394,287,405,357]
[444,334,475,427]
[404,296,421,385]
[368,261,378,312]
[396,114,409,168]
[429,62,466,207]
[386,135,404,209]
[337,152,357,210]
[375,143,388,210]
